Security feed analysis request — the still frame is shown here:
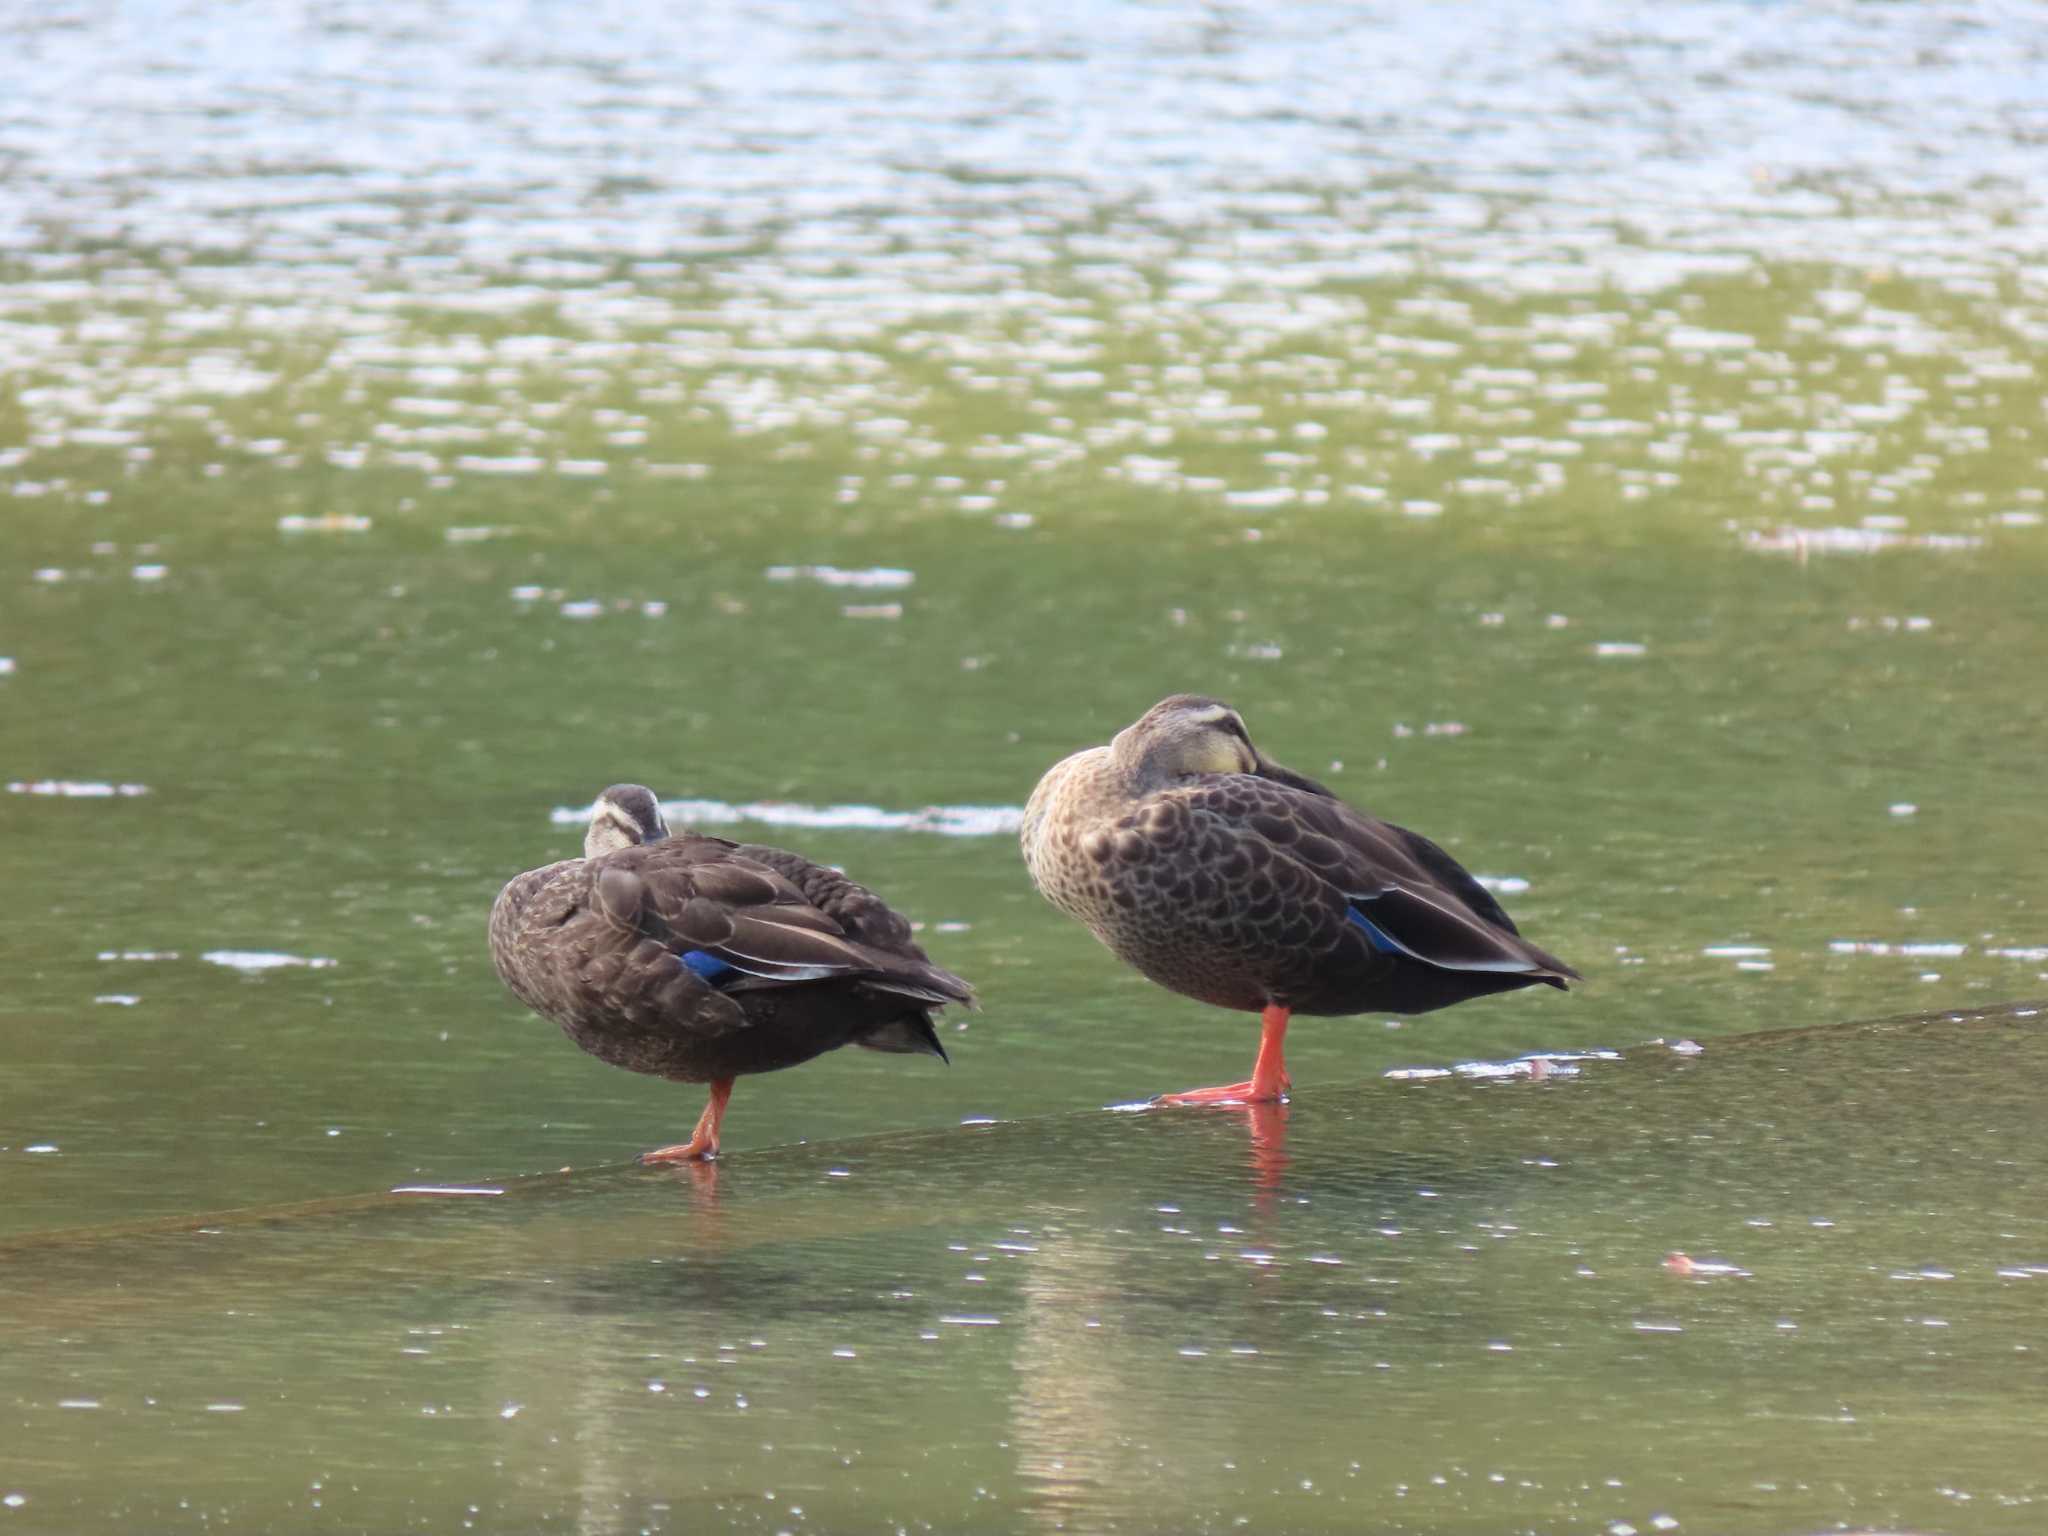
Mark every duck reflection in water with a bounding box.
[1244,1099,1290,1206]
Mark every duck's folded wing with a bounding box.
[724,842,975,1005]
[595,846,975,1002]
[1180,776,1577,983]
[731,841,919,952]
[1343,883,1573,980]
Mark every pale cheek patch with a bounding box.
[1197,739,1250,775]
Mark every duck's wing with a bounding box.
[730,842,917,951]
[732,840,977,1008]
[594,841,976,1006]
[1173,774,1579,985]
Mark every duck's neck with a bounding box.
[1023,747,1125,849]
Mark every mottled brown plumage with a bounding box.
[1021,697,1577,1102]
[490,784,975,1160]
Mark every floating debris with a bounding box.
[8,781,149,797]
[278,514,372,533]
[200,950,339,973]
[1663,1253,1752,1278]
[551,798,1024,838]
[1393,720,1468,737]
[765,565,914,590]
[1385,1049,1619,1083]
[391,1185,505,1198]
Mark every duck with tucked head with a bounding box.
[1022,697,1578,1104]
[490,785,975,1161]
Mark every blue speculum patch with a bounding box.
[680,949,735,981]
[1346,906,1402,955]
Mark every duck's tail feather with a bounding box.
[861,954,979,1010]
[856,1013,951,1062]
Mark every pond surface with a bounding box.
[3,0,2046,1529]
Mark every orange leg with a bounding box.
[1154,1004,1292,1106]
[643,1078,734,1163]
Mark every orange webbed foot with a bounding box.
[1152,1076,1290,1107]
[642,1133,717,1165]
[1151,1005,1293,1108]
[641,1077,732,1165]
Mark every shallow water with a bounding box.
[3,0,2047,1527]
[6,1004,2047,1533]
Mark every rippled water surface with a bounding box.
[4,1,2047,1528]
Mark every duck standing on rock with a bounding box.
[491,785,975,1162]
[1022,697,1578,1105]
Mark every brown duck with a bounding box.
[490,785,975,1161]
[1021,697,1578,1104]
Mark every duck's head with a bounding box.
[1109,694,1261,788]
[584,783,671,857]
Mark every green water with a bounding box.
[6,1005,2046,1533]
[6,0,2048,1528]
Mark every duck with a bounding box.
[490,784,975,1162]
[1021,696,1578,1104]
